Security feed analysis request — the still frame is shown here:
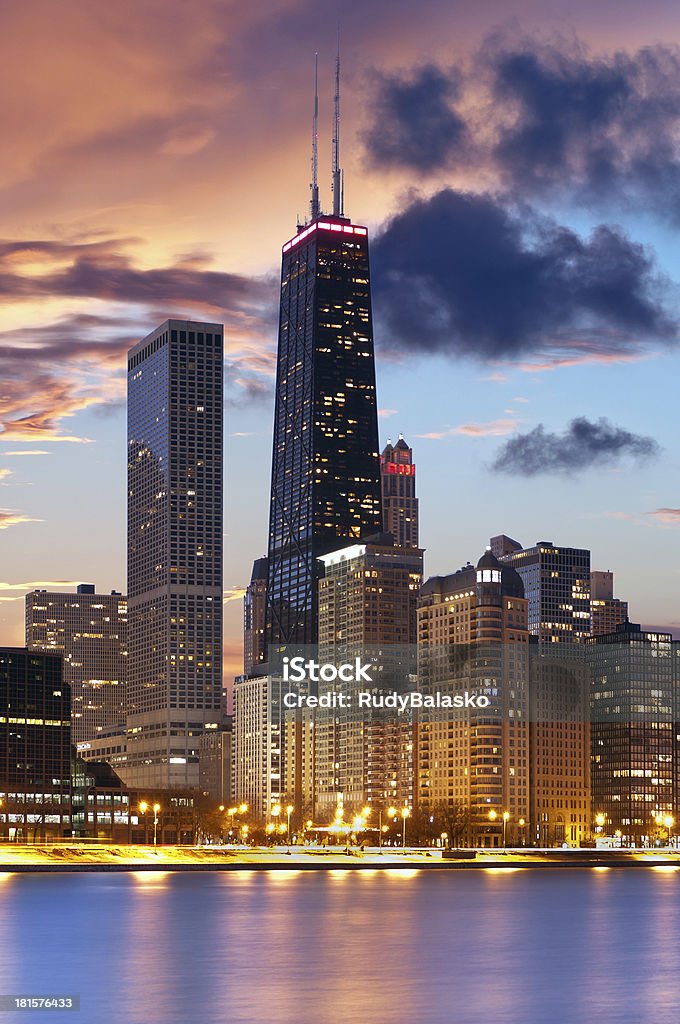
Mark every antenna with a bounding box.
[310,54,320,221]
[332,29,343,217]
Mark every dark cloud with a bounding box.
[361,38,680,218]
[0,239,272,323]
[489,40,680,212]
[362,65,468,172]
[0,239,278,436]
[372,188,675,361]
[491,417,660,476]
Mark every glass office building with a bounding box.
[266,218,382,650]
[126,319,224,789]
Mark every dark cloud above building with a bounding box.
[489,39,680,213]
[362,65,469,172]
[361,36,680,218]
[371,188,675,361]
[491,417,660,476]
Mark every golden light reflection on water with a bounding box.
[382,868,421,880]
[0,873,14,884]
[652,865,680,873]
[328,870,351,882]
[267,870,303,884]
[483,867,523,875]
[131,870,171,887]
[592,866,611,872]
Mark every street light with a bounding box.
[502,811,510,849]
[152,803,161,848]
[385,807,397,848]
[663,815,675,846]
[139,802,148,843]
[401,807,409,849]
[595,812,605,830]
[519,818,526,847]
[286,804,294,838]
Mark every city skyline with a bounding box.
[1,0,680,687]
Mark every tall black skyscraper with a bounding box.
[265,58,382,650]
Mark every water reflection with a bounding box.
[0,871,678,1024]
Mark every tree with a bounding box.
[431,800,472,848]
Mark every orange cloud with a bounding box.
[0,510,43,530]
[0,579,83,592]
[417,418,519,439]
[647,508,680,525]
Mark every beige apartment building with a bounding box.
[417,549,530,847]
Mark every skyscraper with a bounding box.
[126,319,224,789]
[589,621,677,843]
[265,61,382,652]
[26,584,127,744]
[417,550,530,846]
[314,533,423,818]
[529,646,591,847]
[493,537,591,644]
[590,570,628,637]
[381,435,419,548]
[0,648,71,841]
[244,557,268,676]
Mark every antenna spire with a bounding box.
[310,54,320,221]
[332,30,343,217]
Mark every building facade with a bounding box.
[126,319,224,789]
[589,621,677,843]
[380,436,419,548]
[493,538,591,644]
[417,551,530,847]
[529,646,591,847]
[265,215,383,651]
[198,719,233,806]
[26,584,127,744]
[590,570,629,637]
[244,557,267,677]
[232,674,283,822]
[314,534,423,819]
[0,648,72,841]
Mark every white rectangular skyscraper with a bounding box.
[126,319,224,789]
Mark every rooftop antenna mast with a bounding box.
[332,29,343,217]
[310,54,320,221]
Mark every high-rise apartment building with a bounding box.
[380,436,419,548]
[198,716,233,806]
[314,533,423,818]
[590,570,628,637]
[244,557,267,676]
[493,537,591,644]
[25,584,127,744]
[0,648,72,841]
[589,621,678,843]
[126,319,224,789]
[232,674,283,822]
[529,645,591,847]
[417,550,530,846]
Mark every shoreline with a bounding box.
[1,847,679,873]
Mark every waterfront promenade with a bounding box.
[1,844,679,872]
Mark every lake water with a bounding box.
[0,868,679,1024]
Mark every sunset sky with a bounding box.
[2,0,680,682]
